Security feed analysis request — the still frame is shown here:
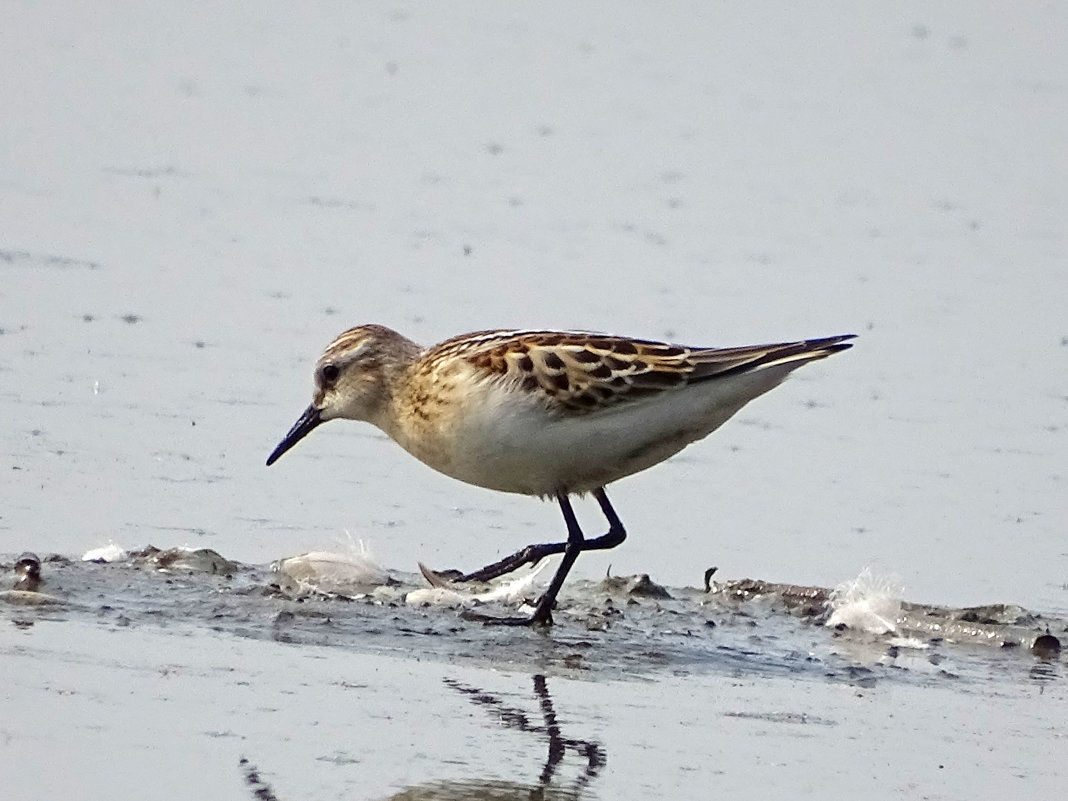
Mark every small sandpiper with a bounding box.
[267,325,854,625]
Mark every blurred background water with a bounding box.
[3,5,1068,800]
[2,4,1065,613]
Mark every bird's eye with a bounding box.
[321,364,340,383]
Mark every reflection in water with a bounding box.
[382,778,591,800]
[239,675,604,801]
[437,674,605,797]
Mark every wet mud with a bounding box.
[4,547,1062,688]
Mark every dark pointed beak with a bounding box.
[266,404,323,466]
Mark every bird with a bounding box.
[266,324,854,625]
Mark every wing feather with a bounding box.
[433,330,854,415]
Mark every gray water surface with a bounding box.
[3,4,1067,800]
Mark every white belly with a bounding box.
[387,366,793,497]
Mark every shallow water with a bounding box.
[3,3,1068,799]
[3,549,1065,799]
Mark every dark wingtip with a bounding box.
[798,334,856,358]
[824,333,856,353]
[813,333,857,347]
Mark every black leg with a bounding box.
[450,487,627,584]
[526,492,586,624]
[453,487,627,626]
[528,487,626,625]
[453,541,568,583]
[590,487,627,551]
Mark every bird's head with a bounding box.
[266,325,420,465]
